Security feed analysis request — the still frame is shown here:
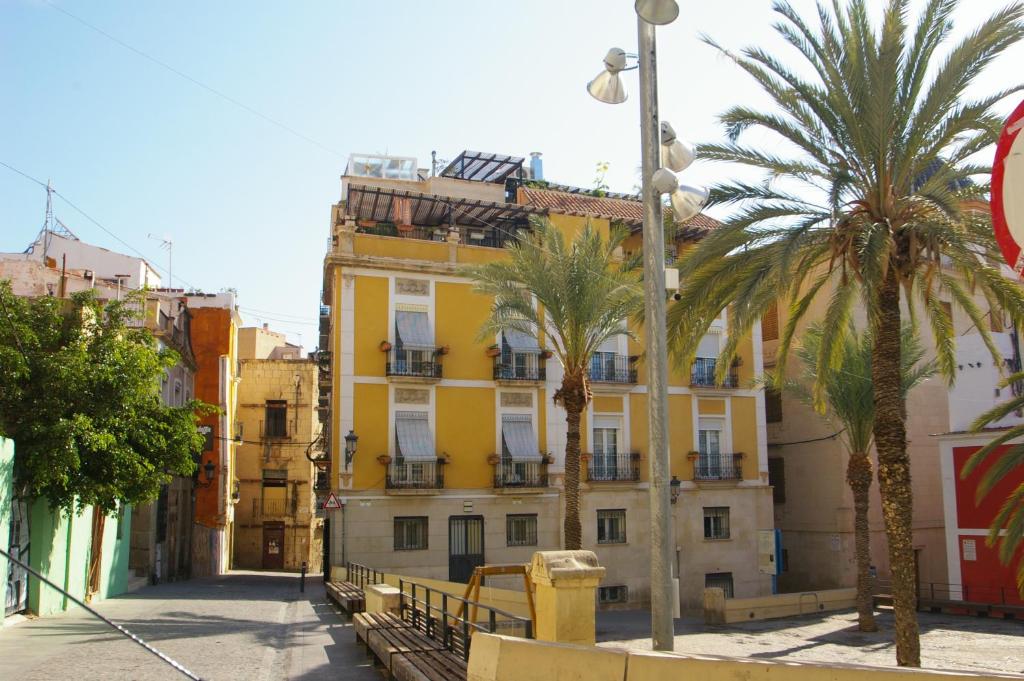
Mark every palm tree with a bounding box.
[784,322,935,632]
[668,0,1024,666]
[964,371,1024,597]
[464,218,641,549]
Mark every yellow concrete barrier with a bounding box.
[704,587,858,624]
[467,634,1022,681]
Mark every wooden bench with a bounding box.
[326,580,365,615]
[353,611,468,681]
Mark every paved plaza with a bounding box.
[598,609,1024,676]
[0,571,379,681]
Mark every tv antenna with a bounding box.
[148,234,173,289]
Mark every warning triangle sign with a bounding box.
[323,493,343,510]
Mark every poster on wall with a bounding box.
[992,98,1024,274]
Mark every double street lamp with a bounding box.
[587,0,707,652]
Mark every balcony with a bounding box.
[693,452,743,482]
[493,460,549,489]
[588,354,637,386]
[253,498,289,518]
[690,358,739,388]
[586,452,640,482]
[493,358,546,383]
[385,349,442,381]
[386,460,444,491]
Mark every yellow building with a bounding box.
[232,326,324,571]
[321,152,774,609]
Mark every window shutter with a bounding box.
[762,301,779,341]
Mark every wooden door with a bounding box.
[262,523,285,570]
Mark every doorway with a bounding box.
[262,523,285,570]
[449,516,484,583]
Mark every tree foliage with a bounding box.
[0,280,211,512]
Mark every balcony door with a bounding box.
[449,516,484,583]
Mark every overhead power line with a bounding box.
[46,1,345,160]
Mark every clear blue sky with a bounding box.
[2,1,1020,345]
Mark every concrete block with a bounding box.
[467,633,626,681]
[365,583,401,614]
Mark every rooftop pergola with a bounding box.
[440,151,525,184]
[345,183,542,227]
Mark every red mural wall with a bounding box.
[189,307,231,527]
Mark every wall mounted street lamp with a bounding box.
[586,4,706,652]
[344,430,359,467]
[195,460,216,488]
[670,476,682,504]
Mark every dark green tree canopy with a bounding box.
[0,281,211,511]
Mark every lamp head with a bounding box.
[587,48,628,104]
[652,169,708,222]
[344,429,359,466]
[660,121,695,172]
[203,460,216,481]
[635,0,679,25]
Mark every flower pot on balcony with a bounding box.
[580,453,591,462]
[397,224,414,235]
[539,349,553,360]
[379,341,393,352]
[435,345,450,356]
[377,455,392,466]
[487,454,501,465]
[541,455,554,465]
[630,452,642,461]
[437,455,450,465]
[485,345,501,358]
[686,450,700,461]
[357,219,377,228]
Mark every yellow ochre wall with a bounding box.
[437,386,495,488]
[436,281,493,380]
[354,275,388,377]
[353,383,388,488]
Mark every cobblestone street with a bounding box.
[0,571,379,681]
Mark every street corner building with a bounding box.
[317,151,775,610]
[231,325,325,572]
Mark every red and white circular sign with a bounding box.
[993,98,1024,275]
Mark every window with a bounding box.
[705,572,734,598]
[265,400,288,438]
[394,516,428,550]
[598,585,628,604]
[262,469,287,516]
[703,507,730,540]
[762,301,779,341]
[765,389,783,423]
[768,458,786,504]
[591,423,619,480]
[597,509,626,544]
[506,514,538,547]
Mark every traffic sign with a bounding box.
[323,493,343,510]
[993,98,1024,275]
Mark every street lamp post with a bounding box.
[587,0,706,652]
[635,14,674,653]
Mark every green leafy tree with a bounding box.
[668,0,1024,665]
[964,371,1024,596]
[784,322,934,631]
[464,219,641,549]
[0,281,210,512]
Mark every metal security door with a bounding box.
[262,523,285,570]
[448,516,484,583]
[5,499,29,616]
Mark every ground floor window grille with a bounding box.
[506,514,538,547]
[705,572,734,598]
[597,509,626,544]
[598,585,628,604]
[703,506,730,540]
[394,516,428,550]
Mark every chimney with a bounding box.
[530,152,543,180]
[263,323,269,330]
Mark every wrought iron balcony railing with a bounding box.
[690,358,739,388]
[493,460,549,488]
[588,354,637,384]
[493,359,546,382]
[386,461,444,490]
[694,452,743,481]
[385,349,442,379]
[586,452,640,482]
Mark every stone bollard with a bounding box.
[530,550,606,646]
[364,583,402,615]
[703,587,726,625]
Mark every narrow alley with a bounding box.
[0,572,379,681]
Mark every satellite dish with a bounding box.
[993,98,1024,276]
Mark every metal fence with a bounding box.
[386,460,444,489]
[694,452,742,481]
[385,349,442,379]
[586,452,640,482]
[345,561,384,589]
[690,358,739,388]
[493,461,548,488]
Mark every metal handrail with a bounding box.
[344,561,384,589]
[398,578,533,661]
[586,452,641,482]
[874,578,1021,606]
[690,357,739,388]
[694,452,743,481]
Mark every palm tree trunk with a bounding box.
[847,451,877,632]
[560,374,586,551]
[871,268,920,666]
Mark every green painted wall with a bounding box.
[0,437,13,605]
[27,500,131,616]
